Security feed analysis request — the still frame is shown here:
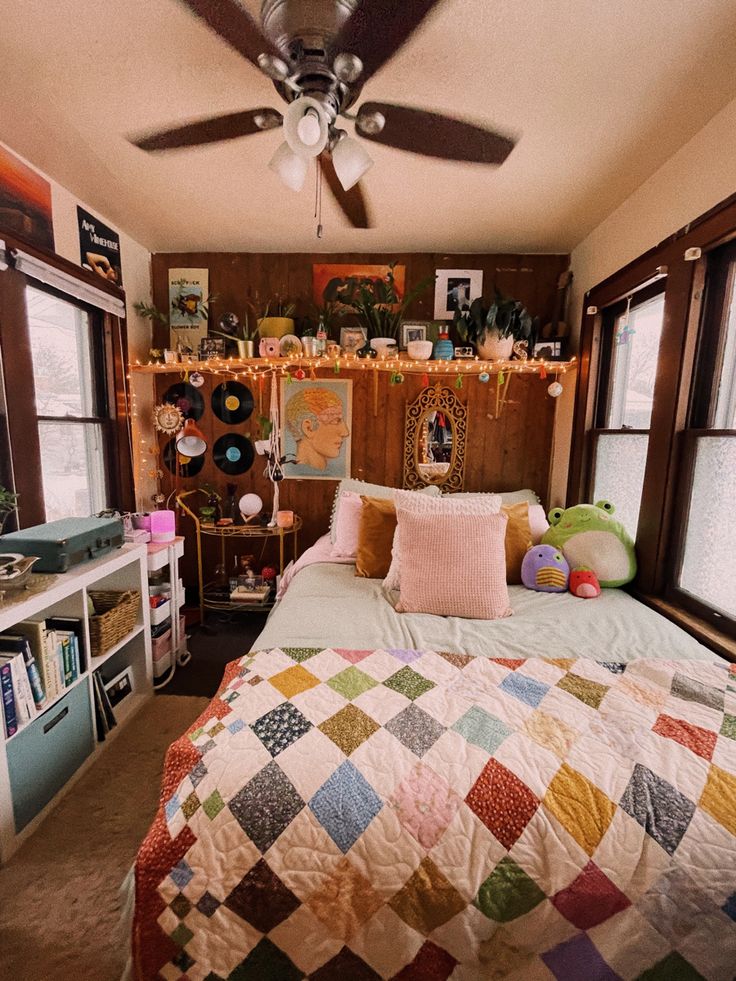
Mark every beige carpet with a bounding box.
[0,695,208,981]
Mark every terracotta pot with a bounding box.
[477,330,514,361]
[257,317,294,339]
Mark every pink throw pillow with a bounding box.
[384,489,502,592]
[397,509,511,620]
[330,491,363,558]
[528,504,549,544]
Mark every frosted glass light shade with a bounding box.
[269,142,308,191]
[284,96,328,158]
[239,493,263,520]
[332,136,373,191]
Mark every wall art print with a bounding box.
[312,263,406,308]
[433,268,483,320]
[280,378,352,480]
[0,144,54,251]
[168,267,209,350]
[77,206,122,286]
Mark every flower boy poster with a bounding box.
[280,379,352,479]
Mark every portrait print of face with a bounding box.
[281,379,352,479]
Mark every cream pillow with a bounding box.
[329,479,440,543]
[330,491,364,558]
[396,506,511,620]
[384,489,502,592]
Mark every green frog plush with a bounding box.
[542,501,636,587]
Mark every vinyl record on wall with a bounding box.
[162,382,205,421]
[211,381,254,424]
[163,438,205,478]
[212,433,254,475]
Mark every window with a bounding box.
[25,284,111,521]
[589,286,665,538]
[673,242,736,626]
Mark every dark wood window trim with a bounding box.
[0,229,134,525]
[569,192,736,661]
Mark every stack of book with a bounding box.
[0,618,84,738]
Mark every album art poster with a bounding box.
[312,263,405,308]
[168,267,209,350]
[280,378,352,480]
[0,144,54,250]
[77,206,122,286]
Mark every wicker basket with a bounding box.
[88,589,140,657]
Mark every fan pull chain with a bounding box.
[315,158,323,239]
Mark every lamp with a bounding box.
[175,418,207,457]
[268,142,308,191]
[238,493,263,524]
[283,96,329,158]
[332,134,373,191]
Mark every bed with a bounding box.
[129,537,736,980]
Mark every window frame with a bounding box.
[0,230,133,526]
[569,190,736,661]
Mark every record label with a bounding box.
[162,382,205,420]
[211,382,254,424]
[213,433,254,475]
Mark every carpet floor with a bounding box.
[0,695,208,981]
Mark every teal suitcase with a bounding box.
[0,517,124,573]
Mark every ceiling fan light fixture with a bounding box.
[332,134,373,191]
[268,141,308,192]
[253,110,282,131]
[257,52,291,81]
[284,96,329,158]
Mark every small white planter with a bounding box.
[477,331,514,361]
[370,337,398,358]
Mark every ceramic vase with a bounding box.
[477,330,514,361]
[433,336,454,361]
[370,337,398,359]
[236,339,254,358]
[257,317,295,339]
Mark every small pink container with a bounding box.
[276,510,294,529]
[150,510,176,543]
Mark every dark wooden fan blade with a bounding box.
[131,109,282,151]
[333,0,444,85]
[357,102,516,164]
[179,0,281,68]
[321,154,371,228]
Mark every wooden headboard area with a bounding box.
[149,251,569,554]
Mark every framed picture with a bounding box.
[281,378,352,480]
[77,206,122,286]
[0,144,54,251]
[313,263,406,308]
[169,267,209,350]
[533,339,565,360]
[433,269,483,320]
[339,326,367,354]
[401,322,428,348]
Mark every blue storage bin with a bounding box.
[6,681,94,831]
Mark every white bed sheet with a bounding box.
[257,547,716,663]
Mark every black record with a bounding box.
[163,438,205,478]
[162,382,205,421]
[211,381,254,424]
[213,434,254,475]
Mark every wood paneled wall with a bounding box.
[150,251,568,577]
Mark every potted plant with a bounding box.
[0,486,19,534]
[454,290,533,360]
[341,262,434,354]
[258,294,297,340]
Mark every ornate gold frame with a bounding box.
[403,385,467,492]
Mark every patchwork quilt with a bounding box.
[132,648,736,980]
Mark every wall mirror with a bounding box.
[403,385,467,492]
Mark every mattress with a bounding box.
[257,560,716,663]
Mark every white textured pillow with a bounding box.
[528,504,549,544]
[445,489,541,506]
[384,490,502,592]
[396,504,511,620]
[329,479,440,543]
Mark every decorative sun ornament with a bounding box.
[153,402,185,435]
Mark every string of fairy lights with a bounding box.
[128,354,576,505]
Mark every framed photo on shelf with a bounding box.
[401,322,428,348]
[532,339,565,360]
[434,269,483,320]
[339,326,367,354]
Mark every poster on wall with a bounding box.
[77,206,122,286]
[0,144,54,251]
[433,268,483,320]
[280,378,352,480]
[168,267,209,351]
[312,263,405,308]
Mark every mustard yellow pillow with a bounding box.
[503,501,533,584]
[355,496,397,579]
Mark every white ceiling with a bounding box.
[1,0,735,254]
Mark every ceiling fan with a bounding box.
[131,0,517,228]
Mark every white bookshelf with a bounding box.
[0,544,152,863]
